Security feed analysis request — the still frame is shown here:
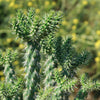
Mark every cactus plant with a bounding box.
[0,49,24,100]
[3,49,17,83]
[12,8,62,100]
[37,35,100,100]
[0,8,100,100]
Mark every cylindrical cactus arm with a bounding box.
[43,55,55,89]
[4,62,16,83]
[0,50,18,100]
[23,42,41,100]
[3,49,17,83]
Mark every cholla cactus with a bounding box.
[0,49,24,100]
[0,49,17,83]
[55,37,91,78]
[23,43,41,100]
[37,34,100,100]
[0,78,24,100]
[12,8,62,100]
[0,8,98,100]
[74,74,100,100]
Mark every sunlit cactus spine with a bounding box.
[12,8,62,100]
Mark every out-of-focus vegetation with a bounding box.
[0,0,100,99]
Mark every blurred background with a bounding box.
[0,0,100,99]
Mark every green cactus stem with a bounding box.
[23,42,41,100]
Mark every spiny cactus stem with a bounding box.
[23,42,41,100]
